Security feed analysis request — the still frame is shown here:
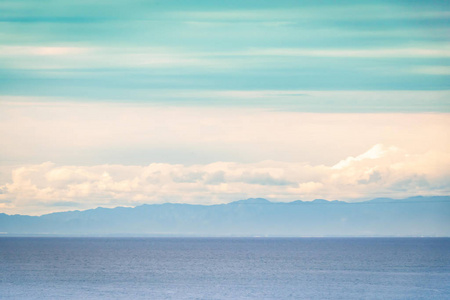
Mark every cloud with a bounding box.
[332,144,401,169]
[3,45,450,73]
[173,7,450,22]
[0,46,221,70]
[2,89,449,111]
[240,47,450,58]
[0,101,449,169]
[0,46,90,56]
[413,66,450,75]
[1,145,449,215]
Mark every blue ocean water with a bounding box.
[0,238,449,299]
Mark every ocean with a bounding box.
[1,237,449,299]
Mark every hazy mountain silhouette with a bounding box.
[1,196,449,236]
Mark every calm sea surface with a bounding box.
[0,238,449,299]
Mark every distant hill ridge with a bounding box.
[1,196,449,237]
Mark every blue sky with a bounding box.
[0,0,449,214]
[1,0,449,108]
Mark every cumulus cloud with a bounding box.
[1,144,449,215]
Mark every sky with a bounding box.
[0,0,449,215]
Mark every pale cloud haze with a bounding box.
[1,144,449,215]
[1,101,448,166]
[1,100,449,214]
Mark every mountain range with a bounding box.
[1,196,449,236]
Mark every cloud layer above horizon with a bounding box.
[1,144,449,215]
[0,101,449,215]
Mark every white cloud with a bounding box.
[0,46,219,70]
[3,44,450,72]
[332,144,400,169]
[0,145,449,215]
[0,46,92,57]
